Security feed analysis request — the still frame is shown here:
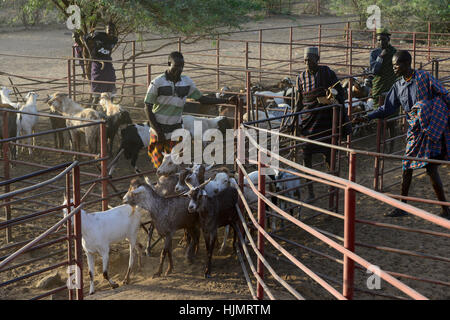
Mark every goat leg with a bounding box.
[101,252,119,289]
[145,222,155,256]
[122,240,136,285]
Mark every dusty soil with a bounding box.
[0,14,449,301]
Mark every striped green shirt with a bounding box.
[145,73,202,137]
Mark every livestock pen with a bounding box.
[0,20,449,299]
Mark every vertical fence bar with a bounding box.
[318,24,322,56]
[346,78,353,149]
[65,172,74,300]
[316,0,321,15]
[216,35,220,90]
[372,29,376,48]
[72,165,83,300]
[329,106,338,210]
[100,122,108,211]
[413,32,417,69]
[435,59,439,79]
[289,27,293,76]
[71,48,76,101]
[257,150,266,300]
[147,64,152,88]
[132,40,136,104]
[67,59,72,99]
[259,30,262,83]
[379,118,388,192]
[343,152,356,299]
[178,37,182,52]
[245,41,249,71]
[349,30,353,75]
[246,71,251,118]
[345,22,350,68]
[373,119,382,191]
[2,111,12,243]
[427,22,431,62]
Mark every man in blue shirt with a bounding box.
[355,50,449,218]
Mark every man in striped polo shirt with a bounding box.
[144,51,233,168]
[293,47,351,200]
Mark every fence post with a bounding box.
[100,122,108,211]
[178,37,182,52]
[346,78,353,149]
[343,152,356,299]
[245,41,249,71]
[67,59,72,99]
[257,150,266,300]
[318,24,322,56]
[246,71,251,118]
[71,47,76,101]
[329,106,338,211]
[373,119,382,191]
[349,30,353,75]
[72,165,83,300]
[132,40,136,104]
[435,59,439,79]
[413,32,417,69]
[289,27,293,76]
[147,64,152,88]
[316,0,321,15]
[258,29,262,83]
[2,111,12,243]
[65,171,74,300]
[345,22,350,68]
[427,22,431,62]
[216,35,220,90]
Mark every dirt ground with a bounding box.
[0,14,449,301]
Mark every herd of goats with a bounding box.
[0,73,375,295]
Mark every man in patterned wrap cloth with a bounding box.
[293,46,351,200]
[356,50,450,218]
[369,28,398,153]
[144,51,235,168]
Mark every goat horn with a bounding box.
[185,180,195,191]
[198,177,212,189]
[205,163,214,171]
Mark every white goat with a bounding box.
[62,199,142,295]
[0,87,21,109]
[273,168,302,227]
[17,92,39,155]
[47,93,100,154]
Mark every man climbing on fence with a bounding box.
[355,50,450,219]
[291,46,351,200]
[369,28,399,153]
[144,51,235,168]
[84,22,118,107]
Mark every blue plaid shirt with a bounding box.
[368,70,450,169]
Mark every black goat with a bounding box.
[118,123,150,173]
[186,180,239,278]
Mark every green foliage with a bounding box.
[326,0,449,33]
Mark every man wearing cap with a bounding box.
[355,50,450,218]
[293,46,351,200]
[370,28,398,106]
[144,51,235,169]
[369,28,398,152]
